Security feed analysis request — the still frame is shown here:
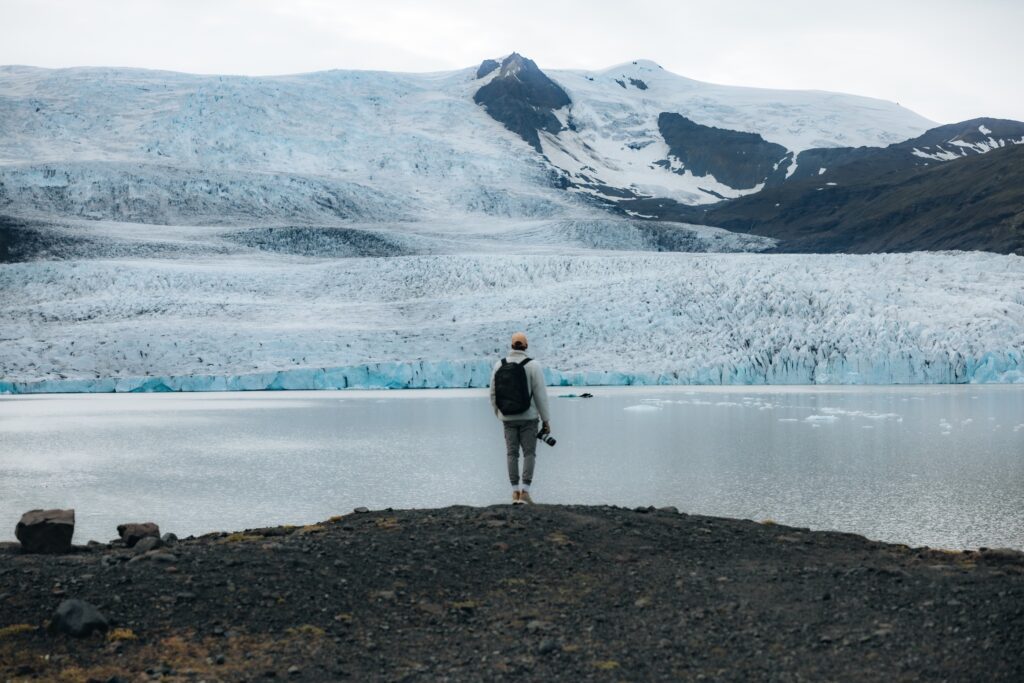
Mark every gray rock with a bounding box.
[538,638,558,655]
[16,509,75,554]
[117,522,160,547]
[160,532,178,546]
[50,598,108,637]
[353,507,369,514]
[133,536,163,554]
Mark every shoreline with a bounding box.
[2,504,1022,680]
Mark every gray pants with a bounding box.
[503,419,539,486]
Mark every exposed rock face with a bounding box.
[787,117,1024,183]
[696,142,1024,254]
[473,53,571,152]
[51,599,108,637]
[475,59,499,79]
[657,113,790,190]
[117,522,160,547]
[15,509,75,554]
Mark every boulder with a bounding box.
[16,509,75,554]
[117,522,160,547]
[50,599,108,637]
[133,535,163,554]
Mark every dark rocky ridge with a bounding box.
[473,53,571,152]
[697,141,1024,254]
[787,117,1024,183]
[1,505,1021,681]
[613,117,1024,254]
[657,113,791,190]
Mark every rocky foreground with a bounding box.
[1,505,1023,682]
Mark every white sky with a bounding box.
[1,0,1021,124]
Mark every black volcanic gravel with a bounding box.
[1,505,1022,681]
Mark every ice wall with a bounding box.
[3,251,1022,393]
[1,350,1020,395]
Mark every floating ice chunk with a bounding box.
[624,404,662,412]
[805,415,839,423]
[778,418,799,422]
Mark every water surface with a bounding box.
[1,386,1021,549]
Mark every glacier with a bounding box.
[0,63,1020,393]
[2,251,1022,393]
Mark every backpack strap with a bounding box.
[501,358,507,366]
[521,358,531,366]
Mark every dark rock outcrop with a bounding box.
[50,599,108,637]
[473,53,571,152]
[696,142,1024,254]
[117,522,160,548]
[657,113,790,190]
[786,117,1024,183]
[475,59,499,79]
[15,509,74,554]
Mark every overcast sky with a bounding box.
[1,0,1021,123]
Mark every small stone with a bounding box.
[288,665,302,676]
[214,654,226,665]
[538,638,558,655]
[160,533,178,547]
[16,509,75,554]
[525,620,552,633]
[117,523,160,548]
[51,598,108,637]
[657,506,679,514]
[149,552,178,564]
[353,507,369,514]
[133,536,163,554]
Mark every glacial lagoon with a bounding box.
[1,385,1022,550]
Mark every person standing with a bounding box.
[490,331,551,504]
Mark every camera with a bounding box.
[537,430,556,447]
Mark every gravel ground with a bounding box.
[1,504,1022,681]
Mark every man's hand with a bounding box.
[541,420,551,434]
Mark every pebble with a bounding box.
[288,665,302,676]
[538,638,558,655]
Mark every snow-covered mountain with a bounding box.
[1,57,1022,392]
[0,58,936,225]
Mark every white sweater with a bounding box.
[489,350,552,422]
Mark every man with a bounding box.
[489,331,551,505]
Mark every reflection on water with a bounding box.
[1,386,1022,549]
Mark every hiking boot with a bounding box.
[519,490,534,505]
[512,490,522,505]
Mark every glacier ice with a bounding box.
[1,251,1022,393]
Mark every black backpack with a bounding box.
[494,358,532,415]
